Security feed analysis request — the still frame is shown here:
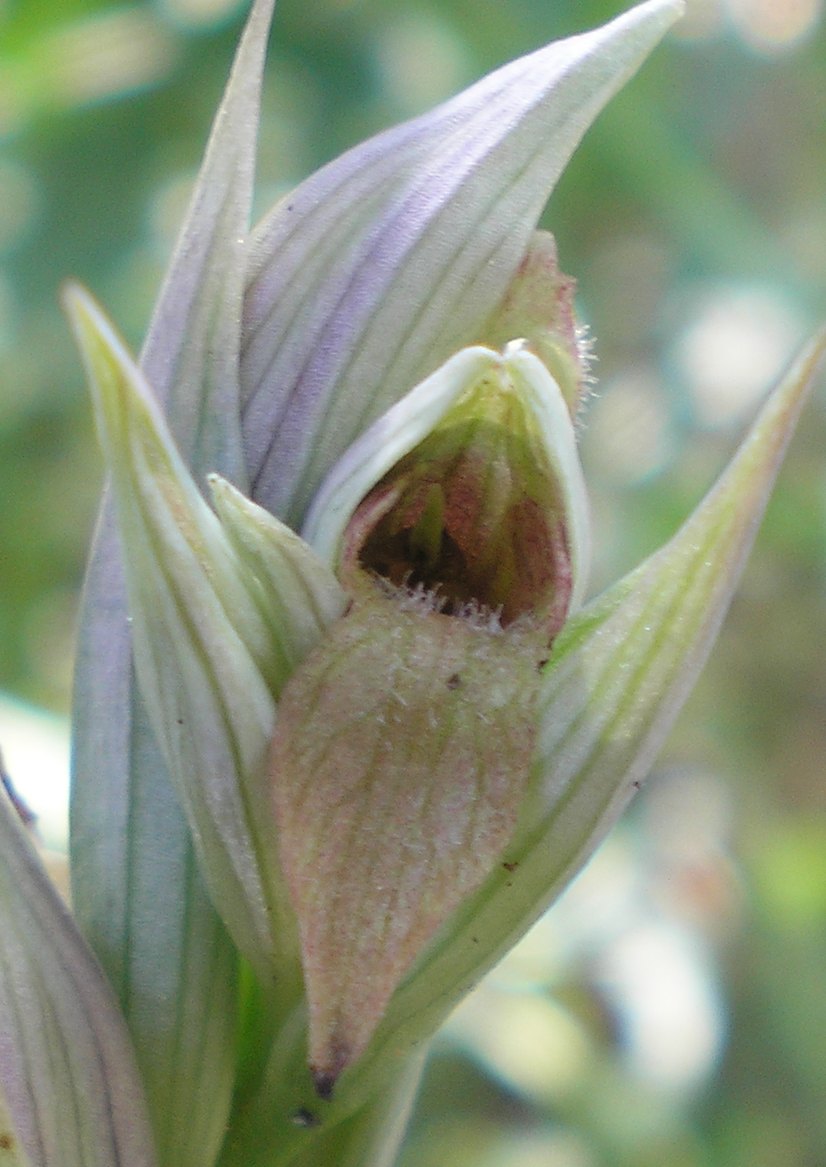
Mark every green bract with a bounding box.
[1,2,823,1166]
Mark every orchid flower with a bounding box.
[2,1,824,1165]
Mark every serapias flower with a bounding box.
[2,2,824,1166]
[273,327,590,1092]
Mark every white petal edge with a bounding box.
[503,342,591,611]
[301,346,496,564]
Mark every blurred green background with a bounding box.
[1,0,825,1164]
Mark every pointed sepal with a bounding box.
[242,0,685,525]
[64,284,298,979]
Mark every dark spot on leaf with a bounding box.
[290,1108,320,1129]
[446,672,462,690]
[502,860,518,872]
[0,1132,14,1150]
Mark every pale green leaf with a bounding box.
[0,788,157,1167]
[142,0,276,478]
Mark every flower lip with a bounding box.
[310,340,591,641]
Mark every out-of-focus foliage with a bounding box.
[1,1,824,1165]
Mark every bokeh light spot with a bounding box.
[0,160,39,254]
[157,0,247,32]
[724,0,822,52]
[596,922,725,1090]
[449,989,592,1103]
[584,367,675,484]
[0,695,69,851]
[675,0,726,41]
[41,9,179,110]
[674,283,806,428]
[376,13,471,115]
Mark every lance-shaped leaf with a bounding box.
[65,284,332,981]
[230,331,825,1140]
[69,2,276,1164]
[242,0,684,527]
[0,786,158,1167]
